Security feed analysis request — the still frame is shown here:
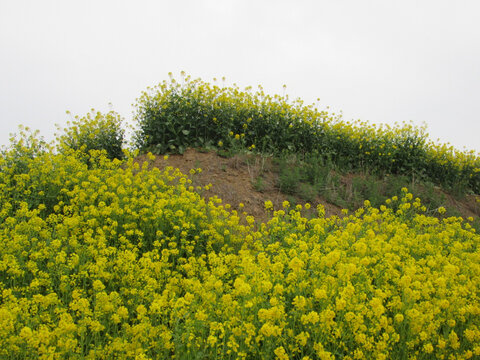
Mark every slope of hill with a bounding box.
[136,148,480,228]
[134,74,480,197]
[1,147,480,359]
[1,74,480,359]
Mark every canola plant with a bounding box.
[1,142,479,359]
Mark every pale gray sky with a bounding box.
[1,0,479,152]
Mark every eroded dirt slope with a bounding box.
[135,149,342,222]
[135,148,480,223]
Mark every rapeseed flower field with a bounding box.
[1,75,480,359]
[1,134,479,359]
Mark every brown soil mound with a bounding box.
[135,148,479,223]
[135,148,343,222]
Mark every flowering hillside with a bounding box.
[1,137,479,359]
[134,73,480,195]
[1,75,480,359]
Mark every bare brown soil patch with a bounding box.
[135,149,343,222]
[135,148,479,223]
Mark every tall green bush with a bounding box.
[57,109,125,160]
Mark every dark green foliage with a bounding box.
[57,110,125,160]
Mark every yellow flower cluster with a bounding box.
[57,109,125,161]
[1,148,480,359]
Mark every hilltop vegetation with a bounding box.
[135,73,480,195]
[0,75,480,359]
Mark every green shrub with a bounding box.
[277,157,302,195]
[0,126,49,175]
[57,109,125,160]
[0,127,59,216]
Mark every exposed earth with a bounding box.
[135,148,480,223]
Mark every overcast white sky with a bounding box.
[1,0,479,152]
